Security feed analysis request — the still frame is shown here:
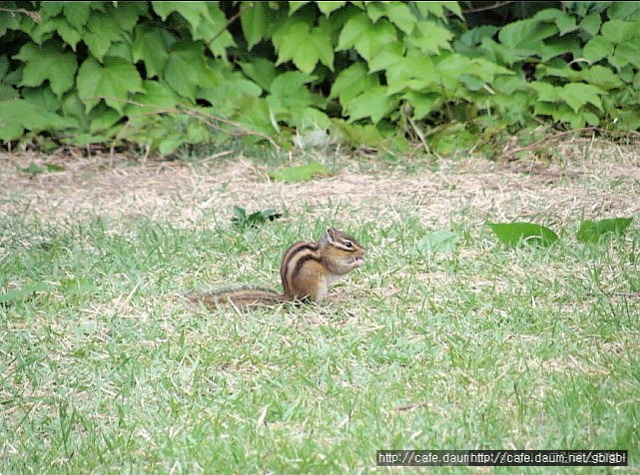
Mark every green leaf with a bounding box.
[581,110,600,126]
[577,217,633,243]
[0,6,22,36]
[317,2,346,16]
[14,42,77,98]
[430,123,477,155]
[112,2,146,31]
[579,12,601,37]
[288,2,310,14]
[46,163,65,172]
[266,71,321,118]
[562,83,603,112]
[456,25,499,54]
[368,42,405,73]
[488,222,559,247]
[416,230,460,254]
[480,37,521,65]
[197,62,262,115]
[84,10,129,61]
[540,36,581,62]
[534,65,580,82]
[52,19,82,50]
[583,35,613,63]
[330,62,378,104]
[40,3,65,20]
[0,282,53,304]
[185,120,210,143]
[386,49,436,95]
[366,2,416,34]
[152,2,209,29]
[273,19,334,73]
[0,99,76,141]
[498,18,558,56]
[20,163,46,176]
[152,1,235,58]
[238,58,278,92]
[337,12,397,61]
[529,82,560,103]
[601,20,635,44]
[0,85,17,101]
[443,1,463,19]
[89,104,121,132]
[268,71,316,98]
[232,205,246,223]
[124,81,178,117]
[268,161,332,182]
[77,56,144,114]
[132,23,171,79]
[538,63,616,91]
[436,52,509,88]
[106,41,132,62]
[67,133,111,146]
[402,91,440,119]
[233,96,278,136]
[533,8,577,36]
[615,108,640,131]
[533,102,588,128]
[607,2,640,21]
[163,41,218,100]
[416,2,462,20]
[582,65,623,90]
[612,43,640,70]
[21,86,61,113]
[32,17,82,49]
[0,55,8,80]
[291,107,331,132]
[61,92,89,130]
[60,2,92,30]
[407,19,454,55]
[330,119,385,147]
[346,85,397,123]
[241,1,271,50]
[192,3,235,58]
[232,206,282,229]
[556,12,577,36]
[434,52,473,88]
[158,136,184,155]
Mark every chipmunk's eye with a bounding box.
[344,240,353,248]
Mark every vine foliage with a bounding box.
[1,1,640,154]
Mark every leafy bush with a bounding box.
[1,1,640,155]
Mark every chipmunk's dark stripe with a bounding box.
[280,242,319,293]
[291,253,322,280]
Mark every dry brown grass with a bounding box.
[1,140,639,230]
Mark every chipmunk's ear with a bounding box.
[325,227,337,243]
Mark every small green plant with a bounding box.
[577,217,634,243]
[416,230,460,254]
[488,222,560,247]
[488,217,634,247]
[268,161,332,182]
[231,205,282,230]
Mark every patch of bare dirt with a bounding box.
[1,141,639,230]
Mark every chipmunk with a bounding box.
[187,227,365,309]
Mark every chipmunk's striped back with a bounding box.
[280,241,322,300]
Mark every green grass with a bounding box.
[1,196,639,474]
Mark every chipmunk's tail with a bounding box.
[184,287,286,311]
